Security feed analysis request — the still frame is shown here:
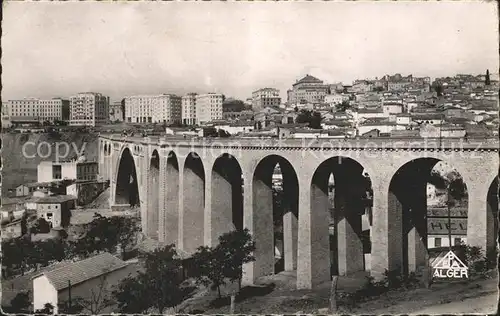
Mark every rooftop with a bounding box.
[293,74,324,86]
[9,116,40,122]
[32,252,129,291]
[28,195,76,204]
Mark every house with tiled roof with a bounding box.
[357,118,407,135]
[32,252,138,314]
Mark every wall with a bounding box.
[33,275,59,313]
[57,264,138,313]
[37,203,62,227]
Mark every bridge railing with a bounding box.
[100,133,499,149]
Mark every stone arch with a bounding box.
[146,149,160,239]
[211,153,244,245]
[252,154,299,276]
[388,157,469,276]
[182,152,205,254]
[115,147,140,207]
[310,156,372,279]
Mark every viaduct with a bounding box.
[98,135,498,289]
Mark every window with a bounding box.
[434,238,441,248]
[52,165,62,180]
[46,212,53,219]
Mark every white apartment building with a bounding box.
[195,93,224,125]
[124,94,182,124]
[252,88,281,109]
[182,93,197,125]
[69,92,109,126]
[325,94,350,107]
[7,98,69,122]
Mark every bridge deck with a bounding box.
[100,134,499,150]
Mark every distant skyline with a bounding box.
[2,1,498,102]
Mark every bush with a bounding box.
[451,243,492,278]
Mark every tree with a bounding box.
[218,228,256,291]
[335,101,351,112]
[428,169,467,203]
[448,173,467,202]
[485,69,491,86]
[192,246,227,298]
[2,237,34,276]
[433,82,444,97]
[223,99,246,112]
[10,291,31,312]
[296,110,323,129]
[72,275,113,314]
[311,111,323,129]
[108,216,140,259]
[191,229,256,297]
[75,214,139,259]
[216,129,231,137]
[35,303,54,314]
[30,218,51,234]
[113,245,183,313]
[113,275,152,313]
[428,170,447,190]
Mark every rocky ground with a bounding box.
[174,269,498,314]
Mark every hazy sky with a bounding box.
[2,1,498,102]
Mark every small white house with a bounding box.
[32,253,134,314]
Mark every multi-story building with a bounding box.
[352,80,374,93]
[287,75,330,105]
[69,92,109,126]
[195,93,224,125]
[325,94,350,107]
[38,161,99,183]
[7,98,69,123]
[252,88,281,109]
[383,73,414,92]
[27,195,75,228]
[2,101,11,128]
[124,94,182,124]
[109,100,125,122]
[182,93,197,125]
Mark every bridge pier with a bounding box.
[182,153,206,255]
[283,211,298,271]
[335,173,364,276]
[243,168,275,285]
[282,162,299,272]
[467,180,497,254]
[209,157,242,247]
[297,172,331,289]
[159,152,180,246]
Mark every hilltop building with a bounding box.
[69,92,109,126]
[7,98,69,123]
[195,93,224,125]
[124,94,182,124]
[287,75,330,105]
[252,88,281,110]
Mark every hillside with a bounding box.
[2,132,99,195]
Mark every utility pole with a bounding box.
[439,113,443,148]
[447,188,452,250]
[68,280,72,312]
